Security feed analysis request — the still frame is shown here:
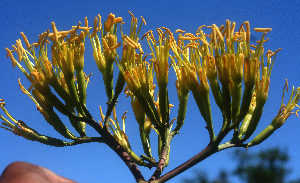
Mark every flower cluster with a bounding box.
[1,12,299,174]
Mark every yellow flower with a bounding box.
[271,82,300,129]
[104,13,123,32]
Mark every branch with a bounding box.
[104,130,146,182]
[67,137,105,146]
[148,143,170,181]
[155,143,218,183]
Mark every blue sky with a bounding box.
[1,0,300,182]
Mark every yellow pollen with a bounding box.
[122,111,128,120]
[123,35,139,49]
[269,48,282,57]
[110,42,122,50]
[85,17,88,29]
[20,32,30,50]
[179,36,198,40]
[141,16,146,25]
[71,26,92,30]
[175,29,185,33]
[105,13,115,32]
[256,38,269,43]
[98,14,101,30]
[109,118,115,125]
[161,27,173,37]
[128,11,135,19]
[90,16,98,38]
[170,118,176,126]
[196,25,206,33]
[265,50,273,56]
[99,106,105,122]
[114,17,123,23]
[141,30,151,40]
[51,22,58,42]
[102,38,109,50]
[245,21,250,42]
[77,31,85,43]
[5,48,16,68]
[212,24,224,41]
[18,79,27,94]
[254,28,272,32]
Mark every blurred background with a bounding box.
[1,0,300,182]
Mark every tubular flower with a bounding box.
[171,60,189,99]
[116,13,150,96]
[146,28,171,87]
[168,20,282,138]
[247,83,300,147]
[3,12,299,172]
[4,18,97,137]
[108,111,132,151]
[272,82,300,129]
[171,30,214,139]
[90,15,106,74]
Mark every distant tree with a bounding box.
[183,148,300,183]
[233,148,289,183]
[289,179,300,183]
[213,170,229,183]
[181,170,209,183]
[182,169,228,183]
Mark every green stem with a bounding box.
[159,84,169,126]
[172,92,189,135]
[155,143,218,183]
[231,82,242,123]
[222,84,231,129]
[105,58,114,102]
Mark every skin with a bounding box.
[0,162,77,183]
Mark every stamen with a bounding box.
[110,42,122,50]
[20,32,30,50]
[99,106,105,122]
[285,79,288,92]
[212,24,224,41]
[175,29,185,33]
[37,32,47,47]
[128,11,134,19]
[123,35,139,49]
[141,30,151,40]
[71,26,92,30]
[245,21,250,42]
[5,48,16,68]
[256,38,269,43]
[91,16,98,38]
[269,48,282,57]
[98,14,101,31]
[196,25,206,33]
[254,28,272,32]
[77,31,85,43]
[122,111,128,120]
[51,22,59,42]
[141,16,146,25]
[18,79,27,94]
